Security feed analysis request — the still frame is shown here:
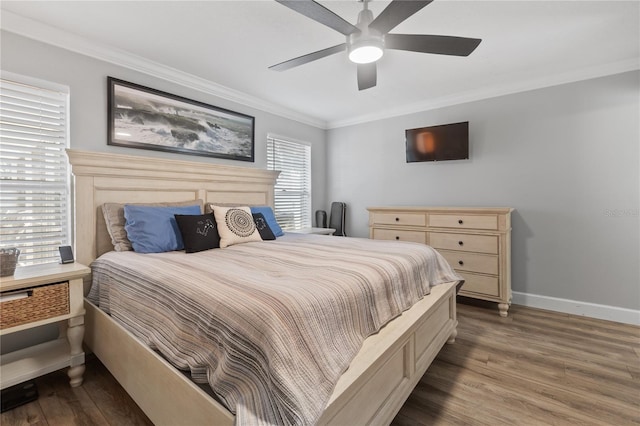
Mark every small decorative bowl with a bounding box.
[0,248,20,277]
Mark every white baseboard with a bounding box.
[512,292,640,326]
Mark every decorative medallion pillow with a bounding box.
[250,206,284,237]
[212,206,262,248]
[102,199,204,252]
[175,213,220,253]
[204,203,241,214]
[124,204,201,253]
[252,213,276,241]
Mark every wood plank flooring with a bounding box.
[2,301,638,425]
[394,300,640,426]
[1,355,152,426]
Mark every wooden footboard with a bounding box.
[84,282,457,426]
[84,299,234,426]
[318,281,457,425]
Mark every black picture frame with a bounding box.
[107,77,255,162]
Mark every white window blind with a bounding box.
[0,76,70,266]
[267,135,311,230]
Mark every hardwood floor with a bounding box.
[1,354,152,426]
[2,302,638,425]
[394,300,640,426]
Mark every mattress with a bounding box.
[88,234,462,425]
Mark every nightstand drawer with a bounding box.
[372,228,426,244]
[458,273,500,297]
[429,232,498,254]
[372,213,426,227]
[440,251,499,275]
[429,214,498,230]
[0,282,70,329]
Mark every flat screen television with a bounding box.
[406,121,469,162]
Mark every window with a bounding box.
[267,135,311,230]
[0,75,71,266]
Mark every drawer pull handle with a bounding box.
[0,291,32,302]
[395,236,400,240]
[395,217,399,222]
[458,219,463,224]
[458,260,464,266]
[458,241,464,246]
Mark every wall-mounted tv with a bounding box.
[406,121,469,162]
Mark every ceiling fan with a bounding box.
[270,0,482,91]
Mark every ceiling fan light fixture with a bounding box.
[272,0,482,90]
[348,30,385,64]
[348,44,384,64]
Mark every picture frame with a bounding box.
[107,77,255,162]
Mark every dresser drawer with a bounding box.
[458,273,500,297]
[372,213,426,227]
[429,232,498,255]
[429,214,498,230]
[0,282,70,329]
[440,251,498,275]
[372,228,426,244]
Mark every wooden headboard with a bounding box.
[67,150,279,273]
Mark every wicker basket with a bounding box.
[0,282,70,329]
[0,248,20,277]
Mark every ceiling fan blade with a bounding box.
[269,44,346,71]
[357,63,377,91]
[386,34,482,56]
[276,0,359,36]
[369,0,433,34]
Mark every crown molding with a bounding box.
[327,57,640,129]
[3,10,638,132]
[1,10,328,129]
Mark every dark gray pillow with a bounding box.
[252,213,275,241]
[175,213,220,253]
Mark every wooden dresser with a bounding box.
[368,207,513,317]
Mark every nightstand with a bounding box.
[0,263,91,389]
[288,227,336,236]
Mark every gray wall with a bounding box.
[0,31,327,214]
[0,31,327,353]
[327,71,639,310]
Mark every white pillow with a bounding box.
[212,206,262,248]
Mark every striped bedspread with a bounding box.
[89,234,462,425]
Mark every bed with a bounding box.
[69,149,461,425]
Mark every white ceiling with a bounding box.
[2,1,639,128]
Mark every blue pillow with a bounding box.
[124,204,201,253]
[250,206,284,237]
